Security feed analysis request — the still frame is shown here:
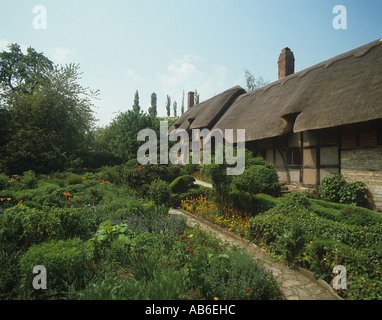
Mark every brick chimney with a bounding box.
[278,47,295,79]
[187,91,195,110]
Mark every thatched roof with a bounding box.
[168,85,246,132]
[213,38,382,143]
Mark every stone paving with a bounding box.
[170,207,342,301]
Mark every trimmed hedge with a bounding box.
[246,192,382,299]
[169,175,195,194]
[230,190,280,215]
[19,238,94,299]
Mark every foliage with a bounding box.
[99,108,160,164]
[246,191,382,299]
[230,190,280,216]
[185,157,200,175]
[0,44,97,174]
[320,174,345,203]
[0,173,9,190]
[149,179,171,206]
[244,70,269,91]
[181,195,250,237]
[274,221,308,267]
[169,175,195,194]
[80,268,190,300]
[203,154,233,212]
[338,181,368,207]
[148,92,157,117]
[320,173,368,207]
[21,170,38,189]
[200,248,281,300]
[19,238,94,299]
[65,173,84,186]
[231,164,281,197]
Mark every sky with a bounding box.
[1,0,381,127]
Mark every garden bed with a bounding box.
[0,169,282,300]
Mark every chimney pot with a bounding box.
[187,91,195,110]
[278,47,295,79]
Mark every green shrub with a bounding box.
[200,248,282,300]
[19,238,94,299]
[21,170,38,189]
[270,192,311,217]
[274,221,307,266]
[99,165,123,185]
[230,190,279,215]
[340,206,382,227]
[169,175,195,194]
[185,158,200,175]
[0,206,63,250]
[124,158,139,168]
[148,179,171,206]
[0,246,22,299]
[141,164,168,184]
[65,173,83,186]
[80,267,190,300]
[320,173,369,207]
[305,238,337,279]
[320,173,345,203]
[310,202,343,222]
[123,165,143,189]
[339,181,368,207]
[0,173,9,190]
[231,165,280,197]
[246,212,292,245]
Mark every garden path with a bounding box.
[169,207,342,301]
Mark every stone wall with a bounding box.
[341,147,382,210]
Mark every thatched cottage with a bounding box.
[170,39,382,210]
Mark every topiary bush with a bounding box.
[231,164,280,197]
[169,175,195,194]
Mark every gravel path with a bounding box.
[170,207,342,300]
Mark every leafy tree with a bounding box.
[107,109,160,163]
[181,90,185,114]
[132,90,140,113]
[0,43,97,174]
[166,94,171,117]
[173,101,177,117]
[194,90,200,105]
[0,43,53,97]
[244,70,269,92]
[148,92,157,117]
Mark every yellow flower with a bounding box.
[214,297,219,300]
[188,234,193,238]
